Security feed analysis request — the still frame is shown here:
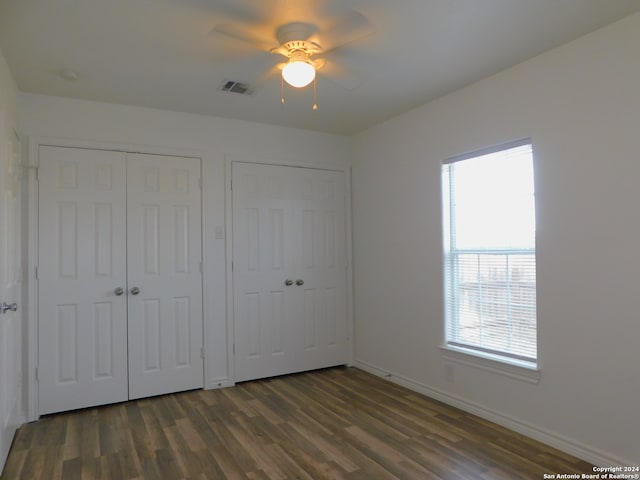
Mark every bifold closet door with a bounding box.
[233,162,348,382]
[38,147,204,414]
[126,153,203,400]
[38,146,129,415]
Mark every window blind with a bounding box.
[442,140,537,364]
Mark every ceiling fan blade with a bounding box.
[251,62,286,91]
[316,58,367,90]
[313,10,373,53]
[185,0,268,24]
[311,58,326,70]
[211,23,276,51]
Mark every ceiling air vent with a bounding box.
[219,80,252,95]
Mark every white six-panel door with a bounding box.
[232,162,347,382]
[38,147,203,415]
[0,119,22,472]
[126,153,203,400]
[38,146,129,414]
[292,167,348,373]
[233,163,298,382]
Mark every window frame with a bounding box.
[440,139,540,381]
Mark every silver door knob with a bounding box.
[114,287,124,296]
[296,279,304,286]
[130,287,141,295]
[1,302,18,314]
[285,279,293,286]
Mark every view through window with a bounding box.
[442,140,537,365]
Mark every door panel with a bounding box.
[126,153,203,399]
[0,123,21,472]
[233,163,347,382]
[38,146,128,415]
[292,168,347,372]
[233,163,297,382]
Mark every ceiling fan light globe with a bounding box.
[282,61,315,88]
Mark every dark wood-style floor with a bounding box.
[2,367,593,479]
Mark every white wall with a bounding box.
[19,94,350,389]
[0,50,17,123]
[351,12,640,466]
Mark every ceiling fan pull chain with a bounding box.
[312,76,318,111]
[281,76,286,104]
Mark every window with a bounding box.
[442,140,537,367]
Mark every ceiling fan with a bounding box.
[211,7,374,109]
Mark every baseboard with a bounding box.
[354,359,632,467]
[205,378,234,390]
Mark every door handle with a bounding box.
[114,287,125,296]
[1,302,18,314]
[285,279,293,286]
[296,279,304,286]
[130,287,141,295]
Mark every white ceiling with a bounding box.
[1,0,639,135]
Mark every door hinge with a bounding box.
[199,177,203,190]
[35,266,39,280]
[35,367,38,381]
[233,344,235,355]
[35,167,39,182]
[201,347,205,359]
[199,261,203,274]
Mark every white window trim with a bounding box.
[440,344,540,384]
[441,138,539,382]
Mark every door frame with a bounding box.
[224,154,355,383]
[26,136,207,421]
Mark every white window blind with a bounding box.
[442,140,537,365]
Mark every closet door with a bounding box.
[291,168,348,372]
[233,163,348,382]
[126,153,204,399]
[232,163,298,382]
[38,146,128,415]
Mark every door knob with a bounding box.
[130,287,141,295]
[1,302,18,314]
[114,287,124,296]
[296,279,304,286]
[284,279,293,286]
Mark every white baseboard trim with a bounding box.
[205,378,234,390]
[354,359,632,468]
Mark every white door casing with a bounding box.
[126,153,203,399]
[37,147,203,415]
[37,146,129,415]
[232,162,347,382]
[0,118,22,473]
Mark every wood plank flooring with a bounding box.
[2,367,594,479]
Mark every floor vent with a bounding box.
[219,80,252,95]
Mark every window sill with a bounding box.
[440,345,541,384]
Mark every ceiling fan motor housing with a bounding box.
[276,22,318,45]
